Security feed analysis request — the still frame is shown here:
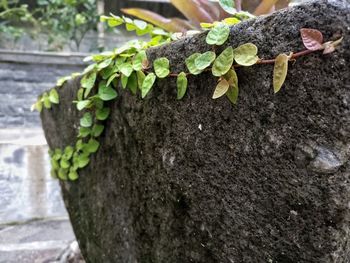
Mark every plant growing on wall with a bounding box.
[33,1,343,181]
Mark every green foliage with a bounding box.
[177,72,188,100]
[141,73,157,98]
[212,47,234,77]
[195,51,216,71]
[37,0,98,50]
[232,43,259,66]
[206,23,230,46]
[185,53,203,75]
[39,19,339,182]
[154,57,170,78]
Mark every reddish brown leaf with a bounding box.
[300,28,324,51]
[121,8,192,32]
[170,0,215,25]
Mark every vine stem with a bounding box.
[164,48,317,77]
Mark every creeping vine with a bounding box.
[33,14,343,181]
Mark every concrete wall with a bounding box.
[0,50,87,129]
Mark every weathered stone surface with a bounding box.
[41,1,350,262]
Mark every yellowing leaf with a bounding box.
[300,28,323,51]
[273,53,289,93]
[213,79,230,99]
[185,53,203,75]
[177,72,188,100]
[212,46,234,77]
[154,57,170,78]
[232,43,259,66]
[206,23,230,46]
[195,51,216,70]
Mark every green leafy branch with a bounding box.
[35,16,343,181]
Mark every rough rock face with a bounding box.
[41,1,350,262]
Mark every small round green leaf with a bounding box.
[185,53,203,75]
[58,168,68,180]
[212,46,234,77]
[98,83,118,101]
[118,62,133,77]
[96,107,110,121]
[133,51,147,71]
[86,139,100,153]
[49,89,59,104]
[232,43,259,66]
[177,72,188,100]
[68,169,79,181]
[194,51,216,70]
[141,73,156,99]
[92,124,105,137]
[77,155,90,168]
[78,127,91,138]
[42,93,51,109]
[154,57,170,78]
[206,24,230,46]
[77,100,91,111]
[81,71,97,98]
[80,112,93,128]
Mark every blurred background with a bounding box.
[0,0,302,262]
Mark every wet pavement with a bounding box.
[0,129,82,262]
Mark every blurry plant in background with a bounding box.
[0,0,98,51]
[0,0,37,43]
[36,0,98,51]
[121,0,290,33]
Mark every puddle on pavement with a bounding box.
[0,143,68,224]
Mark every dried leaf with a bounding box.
[300,28,323,51]
[213,79,230,99]
[273,53,289,93]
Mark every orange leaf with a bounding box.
[300,28,324,51]
[121,8,192,32]
[170,0,215,25]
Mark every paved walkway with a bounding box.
[0,129,83,262]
